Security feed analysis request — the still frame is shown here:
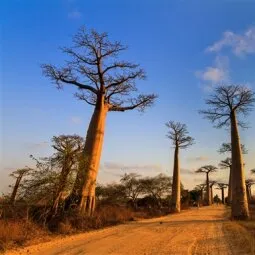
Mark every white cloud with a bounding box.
[206,26,255,56]
[70,116,82,124]
[68,10,82,19]
[195,56,229,90]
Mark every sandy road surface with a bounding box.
[6,205,254,255]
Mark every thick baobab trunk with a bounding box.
[10,173,24,205]
[200,189,204,202]
[79,96,107,215]
[228,166,232,205]
[231,111,249,219]
[210,186,214,204]
[171,145,181,212]
[206,173,211,205]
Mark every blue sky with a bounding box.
[1,0,255,194]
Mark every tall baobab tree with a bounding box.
[42,27,156,215]
[9,167,31,204]
[51,135,84,214]
[200,85,255,219]
[219,158,232,204]
[209,181,217,204]
[218,143,247,205]
[245,179,255,203]
[195,165,217,205]
[166,121,194,212]
[217,183,228,204]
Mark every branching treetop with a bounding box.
[217,183,228,189]
[9,167,32,179]
[218,142,248,154]
[195,184,207,191]
[245,179,255,187]
[209,180,217,187]
[166,121,194,149]
[200,85,255,128]
[195,165,217,174]
[218,158,232,169]
[42,27,157,112]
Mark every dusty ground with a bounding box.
[5,205,255,255]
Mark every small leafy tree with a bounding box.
[120,173,142,209]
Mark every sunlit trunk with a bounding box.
[228,166,232,205]
[206,173,211,205]
[231,111,249,219]
[69,95,107,215]
[210,186,214,204]
[171,145,180,212]
[221,188,225,204]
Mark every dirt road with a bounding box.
[6,205,254,255]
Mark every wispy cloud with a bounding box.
[195,55,229,91]
[70,116,82,124]
[26,141,49,149]
[102,162,163,174]
[206,26,255,57]
[187,156,209,162]
[180,168,195,175]
[68,10,82,19]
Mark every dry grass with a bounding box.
[0,219,48,253]
[0,205,168,253]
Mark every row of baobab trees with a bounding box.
[7,26,255,220]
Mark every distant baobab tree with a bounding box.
[166,121,194,212]
[9,167,31,205]
[219,158,232,204]
[195,165,217,205]
[42,27,157,215]
[209,181,217,204]
[245,179,255,203]
[200,85,255,219]
[216,183,228,204]
[195,184,207,204]
[218,143,247,205]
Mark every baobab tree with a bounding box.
[219,158,232,204]
[9,167,31,204]
[218,143,247,205]
[166,121,194,212]
[216,183,228,204]
[51,135,84,214]
[195,165,217,205]
[42,27,156,215]
[200,85,255,219]
[245,179,255,203]
[195,184,207,204]
[209,181,217,204]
